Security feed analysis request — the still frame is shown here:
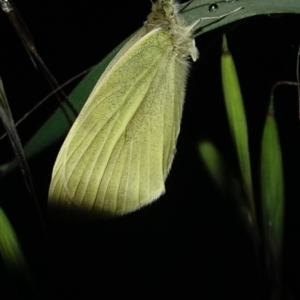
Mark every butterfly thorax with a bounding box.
[145,0,199,63]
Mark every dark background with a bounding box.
[0,0,299,299]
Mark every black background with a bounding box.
[0,0,299,299]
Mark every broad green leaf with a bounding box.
[1,0,300,176]
[182,0,300,35]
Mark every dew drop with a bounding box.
[208,3,219,12]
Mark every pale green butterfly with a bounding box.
[48,0,241,218]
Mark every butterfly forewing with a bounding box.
[49,29,188,217]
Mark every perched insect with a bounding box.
[48,0,241,218]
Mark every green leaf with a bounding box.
[221,35,255,218]
[261,101,284,260]
[181,0,300,36]
[0,207,31,279]
[198,140,233,195]
[198,140,260,242]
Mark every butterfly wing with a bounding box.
[49,28,189,217]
